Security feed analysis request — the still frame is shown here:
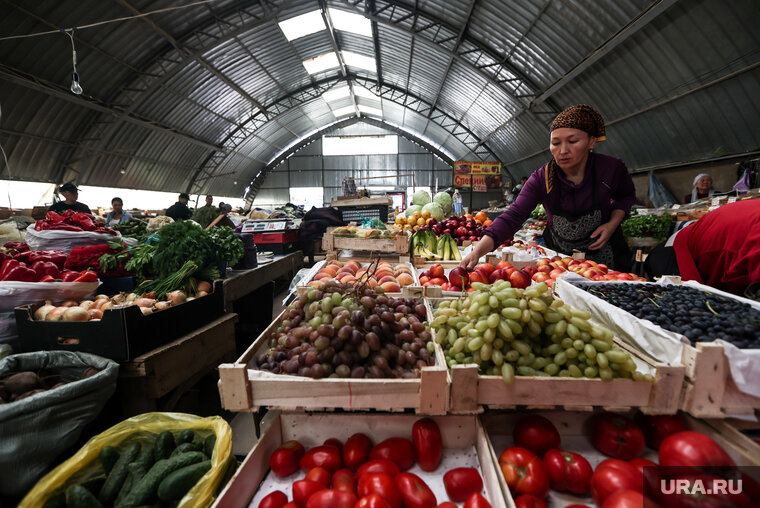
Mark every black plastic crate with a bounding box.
[338,205,389,225]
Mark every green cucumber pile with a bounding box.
[44,429,216,508]
[430,281,652,384]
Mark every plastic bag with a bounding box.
[25,224,122,253]
[733,169,751,194]
[0,280,99,312]
[21,412,233,508]
[647,171,677,208]
[0,351,119,498]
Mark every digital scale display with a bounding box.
[240,219,293,233]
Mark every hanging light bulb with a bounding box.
[66,29,83,95]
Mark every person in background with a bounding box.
[105,197,133,225]
[684,173,715,203]
[462,104,636,271]
[645,200,760,296]
[48,182,92,214]
[213,203,236,229]
[193,194,218,228]
[166,192,193,221]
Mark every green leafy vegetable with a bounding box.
[621,213,672,240]
[152,221,213,277]
[135,260,200,300]
[208,226,244,266]
[125,243,158,280]
[112,220,149,242]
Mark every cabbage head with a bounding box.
[433,192,453,215]
[412,190,431,206]
[405,205,422,217]
[422,203,444,221]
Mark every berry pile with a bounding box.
[581,283,760,348]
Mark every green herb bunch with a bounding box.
[208,226,244,266]
[125,243,158,280]
[112,220,148,242]
[152,220,213,277]
[621,214,673,241]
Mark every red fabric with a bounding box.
[673,200,760,294]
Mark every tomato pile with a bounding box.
[259,418,494,508]
[497,412,756,508]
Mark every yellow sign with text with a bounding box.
[470,162,501,175]
[472,174,487,192]
[453,174,471,188]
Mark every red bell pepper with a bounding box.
[3,242,29,252]
[73,270,98,283]
[39,274,57,282]
[15,250,67,269]
[61,270,81,282]
[0,260,38,282]
[71,212,96,231]
[45,211,64,222]
[31,261,60,281]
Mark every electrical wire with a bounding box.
[0,0,219,42]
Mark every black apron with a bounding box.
[543,162,631,271]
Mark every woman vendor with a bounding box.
[683,173,715,203]
[462,104,636,271]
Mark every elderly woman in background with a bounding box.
[684,173,715,203]
[462,104,636,271]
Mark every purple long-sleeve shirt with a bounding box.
[485,153,636,245]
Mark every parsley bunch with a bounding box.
[152,220,213,277]
[208,226,244,266]
[621,213,673,241]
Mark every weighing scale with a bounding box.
[240,218,294,233]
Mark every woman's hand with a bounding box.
[460,235,495,270]
[588,221,617,250]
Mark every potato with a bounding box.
[2,371,40,395]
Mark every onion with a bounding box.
[60,300,78,308]
[154,301,171,311]
[45,307,66,321]
[88,308,103,320]
[112,293,125,304]
[134,298,156,308]
[79,300,94,310]
[95,294,109,301]
[196,290,208,298]
[167,290,187,304]
[63,307,90,322]
[197,281,212,293]
[126,293,139,302]
[186,297,195,302]
[34,302,56,321]
[140,306,153,315]
[100,301,113,311]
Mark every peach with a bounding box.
[380,281,401,293]
[396,273,414,286]
[375,270,394,280]
[394,266,412,274]
[339,274,356,284]
[313,272,332,280]
[366,278,378,288]
[378,275,397,285]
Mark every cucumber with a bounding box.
[66,484,104,508]
[99,441,140,504]
[203,434,216,458]
[157,460,211,501]
[100,446,120,473]
[130,444,157,482]
[122,452,205,506]
[169,442,201,457]
[114,469,135,508]
[176,430,194,445]
[81,476,107,496]
[155,431,176,461]
[42,492,66,508]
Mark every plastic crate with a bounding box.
[337,205,389,225]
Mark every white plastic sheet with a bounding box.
[0,280,100,312]
[25,225,122,253]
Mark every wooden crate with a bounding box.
[322,230,409,255]
[424,297,684,415]
[213,411,508,508]
[217,305,449,414]
[481,409,760,508]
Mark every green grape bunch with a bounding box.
[430,281,653,385]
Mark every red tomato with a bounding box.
[344,433,373,470]
[658,431,736,469]
[629,458,659,499]
[635,413,687,449]
[356,459,401,479]
[305,467,331,488]
[270,440,306,477]
[513,494,547,508]
[589,413,646,460]
[590,459,644,506]
[412,418,443,472]
[370,438,414,471]
[292,480,324,507]
[283,504,298,508]
[332,468,357,494]
[395,472,437,508]
[305,489,358,508]
[442,467,483,502]
[437,504,457,508]
[602,490,661,508]
[355,493,392,508]
[543,449,593,494]
[357,472,402,508]
[513,415,561,456]
[300,445,343,473]
[324,438,343,450]
[259,490,288,508]
[498,447,550,498]
[463,493,492,508]
[565,506,592,508]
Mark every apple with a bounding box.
[428,277,447,286]
[551,256,562,262]
[562,257,574,265]
[523,266,537,276]
[582,269,598,279]
[449,267,470,289]
[456,226,468,237]
[488,269,506,283]
[597,264,608,272]
[431,225,442,235]
[509,269,531,289]
[578,262,591,268]
[537,265,552,274]
[496,261,513,271]
[536,258,551,267]
[429,264,445,278]
[532,272,550,283]
[616,273,634,280]
[476,263,496,277]
[419,275,430,284]
[469,235,479,242]
[586,260,598,267]
[592,275,605,281]
[504,266,517,278]
[549,268,566,279]
[469,271,489,284]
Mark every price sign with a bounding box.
[728,196,738,203]
[472,174,487,192]
[711,197,721,206]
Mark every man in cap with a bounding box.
[49,182,92,214]
[166,192,193,221]
[193,194,218,228]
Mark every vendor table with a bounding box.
[118,313,238,416]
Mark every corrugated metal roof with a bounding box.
[0,0,758,200]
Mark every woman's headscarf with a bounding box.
[545,104,606,194]
[691,173,715,202]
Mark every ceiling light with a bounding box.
[323,86,351,102]
[303,52,340,74]
[333,106,356,117]
[342,51,376,73]
[328,8,372,37]
[278,10,326,41]
[358,105,383,117]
